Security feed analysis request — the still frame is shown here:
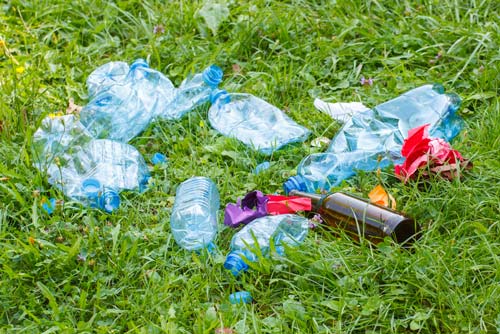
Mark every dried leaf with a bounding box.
[66,97,83,115]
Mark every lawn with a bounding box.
[1,0,499,333]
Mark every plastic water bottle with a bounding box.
[170,177,220,251]
[86,61,130,98]
[283,84,463,194]
[33,115,150,212]
[80,59,176,142]
[208,90,311,155]
[158,65,224,120]
[223,214,309,276]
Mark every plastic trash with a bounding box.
[80,58,177,142]
[208,90,311,155]
[223,214,309,276]
[253,161,270,174]
[170,177,220,251]
[86,61,130,98]
[32,115,150,212]
[313,99,369,123]
[157,65,223,120]
[229,291,253,304]
[284,84,463,193]
[151,152,167,165]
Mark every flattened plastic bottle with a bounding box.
[208,90,311,155]
[86,61,129,98]
[80,59,176,142]
[284,84,463,194]
[33,115,150,212]
[170,177,220,251]
[223,214,309,276]
[158,65,224,120]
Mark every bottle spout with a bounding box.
[98,189,120,213]
[130,58,149,70]
[283,175,308,194]
[203,65,224,87]
[224,250,249,276]
[210,89,230,104]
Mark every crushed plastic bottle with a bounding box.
[158,65,223,120]
[223,214,309,276]
[208,90,311,155]
[170,177,220,251]
[86,61,130,98]
[284,84,463,194]
[80,59,177,142]
[33,115,150,212]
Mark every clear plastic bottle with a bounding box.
[223,214,309,276]
[80,59,176,142]
[158,65,224,120]
[208,90,311,155]
[284,84,463,194]
[86,61,130,98]
[170,177,220,251]
[32,115,150,212]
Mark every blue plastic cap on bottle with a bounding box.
[130,58,149,70]
[98,189,120,213]
[229,291,253,304]
[283,175,307,195]
[224,251,249,276]
[202,65,223,87]
[210,89,230,104]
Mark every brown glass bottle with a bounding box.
[289,190,420,245]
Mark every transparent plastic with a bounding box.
[208,90,311,155]
[86,61,129,98]
[223,214,309,276]
[80,59,176,142]
[158,65,223,120]
[284,84,463,193]
[33,115,150,212]
[170,177,220,251]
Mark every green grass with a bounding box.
[1,0,500,332]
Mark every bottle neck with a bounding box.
[288,190,326,211]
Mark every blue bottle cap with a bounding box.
[42,198,57,215]
[130,58,149,70]
[229,291,253,304]
[82,178,101,208]
[98,189,120,213]
[202,65,223,87]
[151,152,167,165]
[283,175,307,195]
[82,178,101,194]
[210,89,230,104]
[224,251,249,276]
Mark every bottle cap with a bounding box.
[98,189,120,213]
[202,65,223,87]
[130,58,149,70]
[283,175,307,195]
[229,291,253,304]
[82,178,101,208]
[151,152,167,165]
[210,89,230,104]
[224,251,249,276]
